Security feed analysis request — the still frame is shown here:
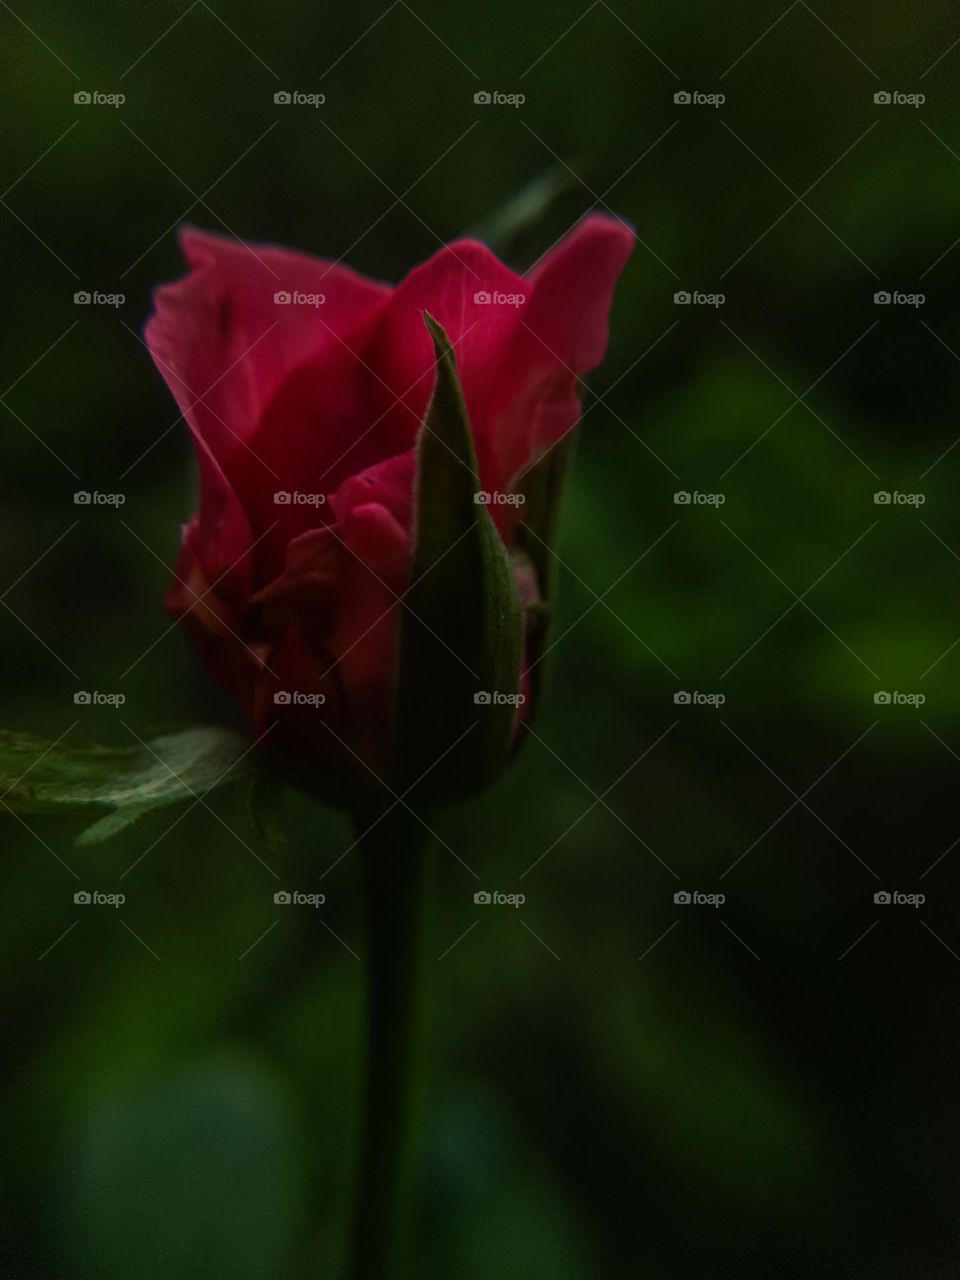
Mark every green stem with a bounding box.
[347,809,433,1280]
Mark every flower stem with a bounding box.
[347,809,433,1280]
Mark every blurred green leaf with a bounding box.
[64,1056,303,1280]
[0,726,255,845]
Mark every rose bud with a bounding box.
[146,217,633,810]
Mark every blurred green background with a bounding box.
[2,0,960,1275]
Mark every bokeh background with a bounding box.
[2,0,960,1275]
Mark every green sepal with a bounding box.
[392,314,524,809]
[513,431,576,718]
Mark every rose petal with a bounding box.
[490,214,635,494]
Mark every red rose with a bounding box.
[146,217,632,805]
